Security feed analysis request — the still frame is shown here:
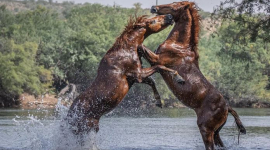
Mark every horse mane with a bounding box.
[188,2,201,59]
[110,15,147,50]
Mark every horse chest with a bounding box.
[161,66,207,108]
[157,44,195,66]
[184,73,208,102]
[108,51,140,68]
[124,52,141,69]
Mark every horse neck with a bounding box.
[125,30,145,49]
[166,13,200,67]
[166,19,192,48]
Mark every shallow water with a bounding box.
[0,107,269,150]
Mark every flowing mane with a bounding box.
[188,3,201,59]
[110,15,147,50]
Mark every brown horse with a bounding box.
[67,15,183,139]
[138,1,246,150]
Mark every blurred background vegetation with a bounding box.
[0,0,269,108]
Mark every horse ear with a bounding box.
[184,4,190,10]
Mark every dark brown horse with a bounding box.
[138,1,246,150]
[67,15,183,140]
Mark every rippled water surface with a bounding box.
[0,107,269,150]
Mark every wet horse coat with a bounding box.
[67,15,183,135]
[139,1,246,150]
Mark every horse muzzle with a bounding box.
[151,6,158,13]
[165,14,174,25]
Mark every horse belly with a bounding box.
[70,73,129,117]
[105,79,129,106]
[93,73,129,103]
[160,71,206,108]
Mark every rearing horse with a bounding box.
[139,1,246,150]
[67,14,183,145]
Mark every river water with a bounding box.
[0,106,269,150]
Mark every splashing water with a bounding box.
[0,101,270,150]
[2,98,98,150]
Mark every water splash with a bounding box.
[1,105,270,150]
[7,98,98,150]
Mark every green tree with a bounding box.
[211,0,270,103]
[213,0,270,43]
[0,39,52,106]
[199,21,270,103]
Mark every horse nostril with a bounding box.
[164,14,174,25]
[166,14,173,20]
[151,6,158,13]
[165,14,173,24]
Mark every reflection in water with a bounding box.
[0,107,269,150]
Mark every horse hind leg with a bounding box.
[86,118,100,150]
[199,127,215,150]
[89,131,99,150]
[73,117,100,149]
[168,71,185,84]
[214,133,223,148]
[214,121,226,148]
[198,113,224,150]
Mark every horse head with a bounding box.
[115,14,174,46]
[151,1,196,22]
[131,14,174,39]
[151,1,200,61]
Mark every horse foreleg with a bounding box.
[138,45,160,65]
[139,65,185,84]
[141,77,162,108]
[138,45,185,84]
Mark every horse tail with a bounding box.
[228,107,246,134]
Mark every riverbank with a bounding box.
[231,100,270,108]
[13,93,270,109]
[18,93,58,109]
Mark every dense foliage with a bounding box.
[211,0,270,104]
[213,0,270,43]
[0,1,269,107]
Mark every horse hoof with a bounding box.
[156,103,162,108]
[174,75,185,85]
[177,79,185,85]
[240,127,246,134]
